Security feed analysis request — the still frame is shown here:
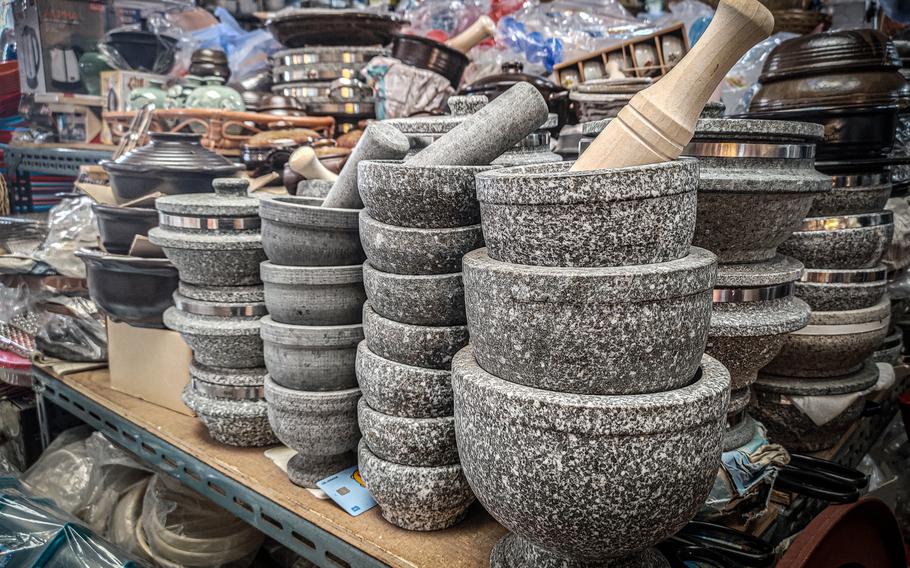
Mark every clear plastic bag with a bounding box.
[668,0,715,42]
[398,0,489,42]
[365,56,454,119]
[720,32,798,116]
[31,196,100,279]
[22,426,95,515]
[35,311,107,363]
[884,195,910,272]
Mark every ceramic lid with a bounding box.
[103,132,240,175]
[156,178,259,217]
[461,61,565,101]
[760,30,901,82]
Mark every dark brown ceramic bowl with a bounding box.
[392,34,468,88]
[92,203,159,255]
[760,29,900,81]
[267,9,406,47]
[749,70,910,114]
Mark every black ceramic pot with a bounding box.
[392,34,469,88]
[92,203,159,255]
[267,9,405,48]
[106,30,177,73]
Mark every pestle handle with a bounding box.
[572,0,773,172]
[289,146,339,181]
[445,16,496,54]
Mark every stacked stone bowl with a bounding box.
[149,178,276,447]
[258,193,366,488]
[354,159,489,530]
[452,159,731,567]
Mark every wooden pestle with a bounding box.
[445,16,496,54]
[289,146,339,182]
[572,0,773,172]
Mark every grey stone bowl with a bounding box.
[452,347,730,564]
[178,282,264,304]
[288,452,357,489]
[463,247,716,395]
[363,303,469,371]
[190,361,266,386]
[260,261,366,325]
[795,265,889,312]
[356,342,452,418]
[163,307,263,369]
[763,296,891,378]
[358,160,494,228]
[872,329,902,365]
[778,212,894,269]
[358,440,475,531]
[148,227,266,286]
[723,414,757,452]
[296,179,334,198]
[728,387,751,417]
[490,535,670,568]
[260,315,362,391]
[264,376,360,486]
[752,361,878,452]
[363,262,465,326]
[260,196,364,267]
[182,385,277,447]
[359,212,484,275]
[358,399,457,467]
[474,159,698,267]
[808,178,891,217]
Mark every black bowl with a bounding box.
[92,203,159,255]
[106,30,178,73]
[392,34,468,88]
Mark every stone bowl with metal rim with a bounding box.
[474,160,698,267]
[778,211,894,269]
[182,379,276,447]
[452,347,730,566]
[363,303,469,371]
[271,46,387,68]
[260,315,362,391]
[809,171,892,216]
[763,295,891,378]
[752,361,879,452]
[264,376,360,488]
[359,212,484,275]
[190,361,266,387]
[260,261,365,326]
[872,329,903,365]
[358,440,475,531]
[796,265,889,311]
[260,196,364,267]
[355,341,453,419]
[358,399,457,467]
[706,255,811,400]
[463,247,716,395]
[363,262,465,327]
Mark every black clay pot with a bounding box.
[92,203,159,255]
[392,34,469,88]
[106,30,178,74]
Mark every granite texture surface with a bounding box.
[452,347,729,562]
[363,303,469,370]
[178,282,264,303]
[287,451,357,489]
[691,118,824,141]
[463,247,716,394]
[359,212,484,275]
[779,222,894,269]
[260,316,362,391]
[297,179,334,198]
[714,255,804,287]
[706,333,789,393]
[358,399,457,466]
[475,160,698,267]
[358,440,475,531]
[796,266,889,312]
[323,123,410,210]
[808,182,892,216]
[872,331,902,365]
[260,196,364,267]
[356,342,453,418]
[756,360,879,395]
[490,534,670,568]
[182,386,277,447]
[723,414,757,452]
[149,227,265,286]
[727,387,751,416]
[163,307,263,368]
[190,361,266,386]
[709,296,811,337]
[363,262,465,326]
[261,261,366,326]
[155,177,259,218]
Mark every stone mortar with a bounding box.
[178,282,263,304]
[474,160,698,267]
[358,399,457,467]
[723,414,757,452]
[260,196,364,266]
[163,307,263,368]
[358,440,475,531]
[363,303,469,370]
[189,361,266,386]
[363,262,465,326]
[779,217,894,269]
[490,533,670,568]
[795,265,889,312]
[359,212,484,275]
[287,452,357,489]
[728,387,751,416]
[463,247,716,394]
[148,228,265,286]
[260,315,362,391]
[808,181,892,217]
[182,386,277,447]
[355,342,453,418]
[871,329,903,365]
[297,179,334,198]
[260,261,366,326]
[453,347,729,563]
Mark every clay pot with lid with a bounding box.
[460,61,569,127]
[779,211,894,269]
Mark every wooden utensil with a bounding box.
[572,0,774,171]
[445,16,496,54]
[288,146,339,182]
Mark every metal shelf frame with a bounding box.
[32,367,388,568]
[2,145,113,212]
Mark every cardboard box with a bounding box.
[99,69,167,144]
[107,318,194,417]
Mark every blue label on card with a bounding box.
[317,466,376,517]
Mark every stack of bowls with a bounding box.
[149,179,276,447]
[354,159,490,530]
[258,193,365,488]
[452,159,730,566]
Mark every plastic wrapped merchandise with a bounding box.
[35,311,107,363]
[365,56,454,119]
[140,474,264,567]
[22,426,95,515]
[31,196,100,278]
[883,195,910,273]
[720,32,797,116]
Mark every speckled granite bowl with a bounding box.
[148,229,265,286]
[363,262,465,326]
[358,161,494,229]
[359,212,484,275]
[452,347,729,565]
[872,329,902,365]
[261,261,365,325]
[363,302,468,371]
[260,196,364,266]
[474,160,698,267]
[358,440,475,531]
[356,342,453,418]
[763,296,891,378]
[808,171,892,216]
[296,179,334,198]
[463,247,716,395]
[778,211,894,269]
[190,361,267,386]
[358,399,456,466]
[724,409,757,452]
[260,315,362,391]
[752,361,878,452]
[182,381,276,447]
[796,265,889,311]
[264,376,360,488]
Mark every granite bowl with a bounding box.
[163,305,263,369]
[763,296,891,378]
[872,329,902,365]
[148,227,265,286]
[260,196,364,266]
[463,247,716,395]
[260,261,365,326]
[260,315,362,391]
[452,347,729,565]
[358,440,475,531]
[296,179,334,198]
[182,383,277,447]
[778,211,894,269]
[795,265,889,311]
[356,342,453,418]
[363,261,465,326]
[359,212,484,275]
[723,414,758,453]
[808,172,892,216]
[189,361,267,387]
[474,159,698,267]
[358,399,457,467]
[363,303,468,371]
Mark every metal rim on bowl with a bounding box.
[800,211,894,231]
[713,282,795,303]
[684,141,816,159]
[159,213,262,231]
[191,378,265,401]
[800,266,889,284]
[831,172,889,188]
[174,295,268,317]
